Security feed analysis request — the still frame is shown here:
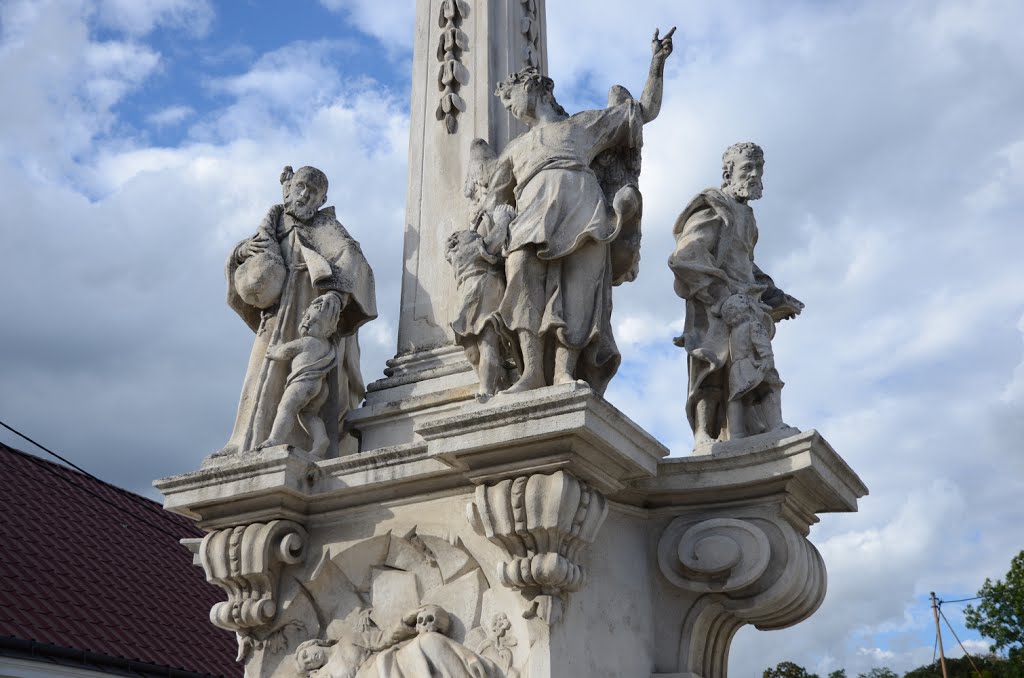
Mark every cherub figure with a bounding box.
[446,204,517,396]
[719,294,786,440]
[258,294,341,457]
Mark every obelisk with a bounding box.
[352,0,548,449]
[397,0,546,359]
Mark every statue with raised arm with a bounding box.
[669,143,803,449]
[218,165,377,460]
[467,27,675,395]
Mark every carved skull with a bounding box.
[413,604,449,636]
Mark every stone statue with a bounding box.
[446,204,517,397]
[219,165,377,459]
[468,27,675,396]
[719,293,785,439]
[668,143,803,448]
[294,605,504,678]
[257,295,341,457]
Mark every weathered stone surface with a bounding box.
[398,0,548,359]
[669,143,804,451]
[160,387,866,678]
[218,165,377,462]
[458,29,674,397]
[158,4,870,677]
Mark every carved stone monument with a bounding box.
[157,5,867,678]
[669,143,804,453]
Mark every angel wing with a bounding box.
[593,86,644,286]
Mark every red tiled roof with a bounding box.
[0,443,240,678]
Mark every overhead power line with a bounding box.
[939,595,985,604]
[0,418,192,543]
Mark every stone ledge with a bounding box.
[626,429,868,517]
[416,381,669,494]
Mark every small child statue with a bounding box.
[258,294,341,457]
[719,293,787,439]
[445,204,516,397]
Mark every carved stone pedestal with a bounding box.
[157,383,865,678]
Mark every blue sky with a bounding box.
[2,1,1023,675]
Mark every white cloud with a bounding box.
[95,0,214,37]
[318,0,415,54]
[0,1,161,180]
[146,105,195,127]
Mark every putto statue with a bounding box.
[445,206,516,397]
[668,143,803,449]
[462,28,675,396]
[219,165,377,460]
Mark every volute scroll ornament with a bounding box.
[658,513,827,678]
[200,520,308,661]
[658,517,771,593]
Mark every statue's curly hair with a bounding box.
[495,67,569,118]
[721,142,764,185]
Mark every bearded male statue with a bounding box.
[217,165,377,460]
[669,143,803,449]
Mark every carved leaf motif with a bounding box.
[446,114,458,134]
[452,61,470,86]
[445,27,458,52]
[525,45,539,67]
[438,61,455,88]
[439,0,456,25]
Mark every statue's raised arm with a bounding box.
[445,27,675,397]
[640,26,675,123]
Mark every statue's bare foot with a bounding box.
[502,373,546,394]
[257,438,283,450]
[693,432,717,448]
[553,371,575,385]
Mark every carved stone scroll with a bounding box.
[199,520,307,661]
[658,513,827,678]
[467,470,607,622]
[437,0,470,133]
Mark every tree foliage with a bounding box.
[857,669,898,678]
[903,654,1017,677]
[965,550,1024,667]
[827,671,847,678]
[764,660,820,678]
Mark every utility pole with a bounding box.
[931,592,950,678]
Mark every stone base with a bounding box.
[157,385,866,678]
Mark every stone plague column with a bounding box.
[391,0,545,371]
[348,0,550,451]
[156,2,868,677]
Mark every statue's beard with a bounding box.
[730,180,762,201]
[286,199,317,221]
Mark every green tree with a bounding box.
[856,669,897,678]
[764,660,820,678]
[903,654,1015,677]
[827,671,847,678]
[965,550,1024,667]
